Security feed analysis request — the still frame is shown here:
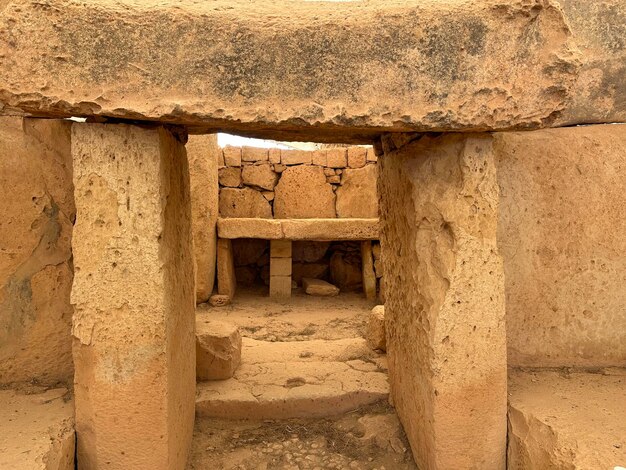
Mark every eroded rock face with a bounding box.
[196,319,242,380]
[219,187,272,218]
[336,164,379,218]
[242,162,279,191]
[2,0,620,141]
[273,166,336,219]
[0,117,74,386]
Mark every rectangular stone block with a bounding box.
[270,239,292,258]
[217,238,237,298]
[347,147,367,168]
[268,148,281,164]
[242,146,268,162]
[71,123,195,469]
[360,241,377,301]
[269,275,291,299]
[311,150,327,166]
[326,148,347,168]
[270,257,292,276]
[223,146,241,167]
[281,149,311,165]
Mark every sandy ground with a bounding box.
[187,402,416,470]
[197,287,377,342]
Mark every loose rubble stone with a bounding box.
[336,165,379,218]
[209,294,231,307]
[196,320,242,380]
[303,278,340,297]
[219,187,273,218]
[242,162,279,190]
[367,305,386,351]
[274,166,336,219]
[219,167,242,187]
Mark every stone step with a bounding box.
[196,338,389,420]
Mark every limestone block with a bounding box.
[242,146,268,163]
[379,133,506,469]
[242,162,279,190]
[281,149,311,165]
[336,165,379,218]
[327,148,347,168]
[330,252,362,292]
[218,149,225,167]
[71,123,195,469]
[366,148,378,163]
[292,241,330,263]
[273,166,336,219]
[209,294,230,307]
[218,167,242,187]
[196,319,242,380]
[0,117,74,386]
[262,191,274,201]
[270,275,291,299]
[292,263,329,284]
[367,305,385,351]
[219,187,273,218]
[372,243,381,260]
[323,167,335,177]
[187,134,220,304]
[273,164,287,173]
[270,240,292,258]
[312,150,327,166]
[281,218,379,240]
[217,217,283,239]
[361,241,377,301]
[303,278,339,297]
[347,147,367,168]
[217,238,236,298]
[374,259,384,278]
[269,148,281,164]
[270,257,292,277]
[327,175,340,184]
[223,146,242,167]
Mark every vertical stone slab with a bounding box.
[360,241,376,301]
[187,135,219,304]
[71,123,195,469]
[378,134,506,469]
[270,240,292,299]
[217,238,236,299]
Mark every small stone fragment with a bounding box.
[209,294,231,307]
[196,319,242,380]
[303,278,340,297]
[367,305,385,351]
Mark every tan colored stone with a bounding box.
[217,217,283,239]
[262,190,274,201]
[209,294,231,307]
[367,305,385,351]
[374,259,384,278]
[330,252,362,292]
[219,187,273,218]
[270,239,292,258]
[347,147,367,168]
[0,117,74,386]
[366,148,377,163]
[292,263,329,284]
[187,134,220,304]
[336,165,378,218]
[218,166,242,187]
[281,218,379,240]
[312,150,327,166]
[1,0,623,141]
[372,243,381,260]
[196,319,242,380]
[268,148,281,164]
[292,241,330,263]
[323,167,335,177]
[361,241,377,301]
[242,146,268,163]
[379,133,506,469]
[273,163,287,173]
[270,257,292,277]
[223,146,242,167]
[71,123,195,469]
[281,149,311,165]
[326,148,347,168]
[326,175,340,184]
[269,275,291,299]
[494,125,626,368]
[303,278,339,297]
[217,238,236,298]
[242,162,279,190]
[273,166,336,219]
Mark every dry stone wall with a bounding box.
[218,146,378,219]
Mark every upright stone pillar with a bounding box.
[71,123,195,469]
[378,134,507,469]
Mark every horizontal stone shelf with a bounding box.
[217,217,379,241]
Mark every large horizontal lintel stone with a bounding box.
[217,217,379,240]
[0,0,623,142]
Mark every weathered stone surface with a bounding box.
[270,240,292,258]
[217,218,283,239]
[209,294,230,307]
[223,146,241,167]
[196,319,242,381]
[3,0,620,141]
[330,252,362,292]
[379,134,506,469]
[242,146,268,163]
[347,147,367,168]
[274,166,336,219]
[188,134,219,304]
[71,123,195,469]
[303,278,339,297]
[281,149,311,165]
[217,239,236,298]
[494,125,626,368]
[292,241,330,263]
[268,148,280,164]
[218,167,242,187]
[336,165,379,218]
[232,239,267,266]
[326,148,348,168]
[508,369,626,470]
[0,117,74,386]
[269,275,292,299]
[361,241,377,301]
[367,305,385,351]
[281,218,379,241]
[311,150,327,166]
[219,187,272,218]
[270,257,292,277]
[242,162,279,190]
[0,388,75,470]
[292,263,329,285]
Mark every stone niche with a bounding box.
[0,116,74,386]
